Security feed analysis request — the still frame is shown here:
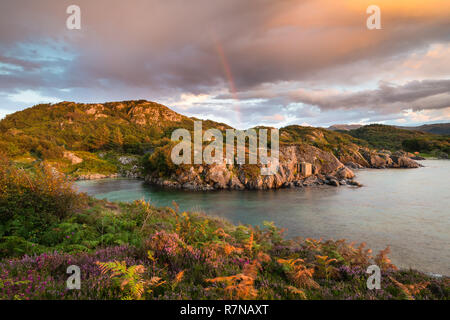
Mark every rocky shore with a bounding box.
[144,144,421,191]
[75,171,145,181]
[75,155,144,181]
[75,173,120,180]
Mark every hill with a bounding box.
[0,100,231,178]
[344,124,450,157]
[0,100,232,155]
[328,124,363,131]
[397,123,450,136]
[329,123,450,136]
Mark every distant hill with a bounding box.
[328,124,363,131]
[329,122,450,135]
[344,124,450,156]
[396,123,450,136]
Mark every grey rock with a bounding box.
[327,179,339,187]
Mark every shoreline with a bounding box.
[72,157,449,188]
[75,161,450,276]
[72,183,450,278]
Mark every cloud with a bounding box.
[0,109,9,120]
[399,107,450,125]
[0,0,449,127]
[262,114,285,122]
[290,79,450,112]
[7,90,61,104]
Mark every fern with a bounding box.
[206,259,261,300]
[315,255,337,280]
[388,276,430,300]
[285,285,307,299]
[171,270,185,290]
[375,246,397,271]
[244,232,254,253]
[278,258,319,289]
[96,260,164,300]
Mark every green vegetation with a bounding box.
[0,101,448,182]
[345,124,450,157]
[0,154,448,300]
[397,123,450,136]
[279,125,369,161]
[0,101,177,160]
[0,100,234,179]
[280,125,365,149]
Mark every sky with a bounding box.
[0,0,449,129]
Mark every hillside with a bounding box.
[328,124,363,131]
[344,124,450,157]
[0,100,231,178]
[397,123,450,136]
[329,123,450,136]
[0,100,232,155]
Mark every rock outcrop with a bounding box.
[63,151,83,165]
[145,142,421,190]
[146,144,365,190]
[76,173,119,180]
[359,149,421,168]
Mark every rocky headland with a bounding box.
[145,144,421,191]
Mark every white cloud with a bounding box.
[0,109,9,119]
[399,107,450,124]
[262,114,285,122]
[166,93,213,110]
[7,90,61,104]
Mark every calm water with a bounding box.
[75,160,450,275]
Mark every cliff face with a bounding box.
[145,143,421,190]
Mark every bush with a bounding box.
[144,143,178,177]
[0,154,82,244]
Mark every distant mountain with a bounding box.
[328,124,363,131]
[396,123,450,136]
[343,124,450,156]
[329,122,450,135]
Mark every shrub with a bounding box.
[144,143,178,177]
[0,154,82,245]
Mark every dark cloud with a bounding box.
[290,79,450,112]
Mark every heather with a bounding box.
[0,155,448,300]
